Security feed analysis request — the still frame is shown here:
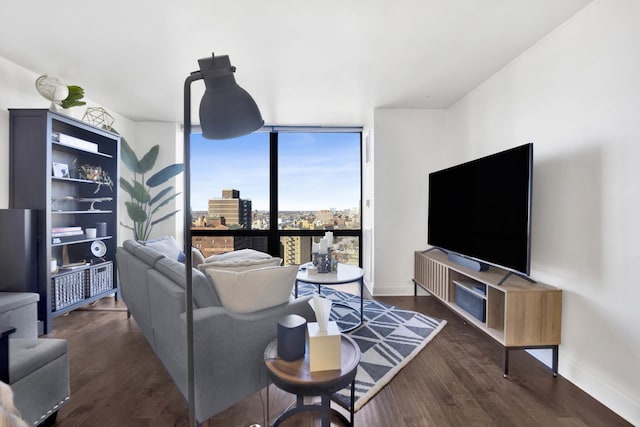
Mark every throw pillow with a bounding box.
[204,248,273,263]
[197,256,282,273]
[191,247,206,267]
[205,265,298,313]
[144,236,182,261]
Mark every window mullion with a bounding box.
[268,132,279,256]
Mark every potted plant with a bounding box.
[119,138,184,241]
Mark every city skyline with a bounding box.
[190,131,361,211]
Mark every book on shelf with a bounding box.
[51,230,84,237]
[52,226,82,233]
[52,132,98,153]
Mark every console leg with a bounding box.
[503,347,510,378]
[552,345,559,377]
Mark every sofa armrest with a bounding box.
[181,297,316,421]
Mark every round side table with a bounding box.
[295,263,365,332]
[264,334,361,427]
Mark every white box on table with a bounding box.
[307,321,341,372]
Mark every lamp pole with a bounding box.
[183,53,263,427]
[184,70,198,427]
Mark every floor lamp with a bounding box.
[183,52,264,426]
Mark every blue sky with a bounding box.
[190,132,361,211]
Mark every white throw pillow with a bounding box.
[205,265,298,313]
[197,256,282,273]
[145,236,182,261]
[204,248,273,263]
[191,247,206,266]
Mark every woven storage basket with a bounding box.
[85,262,113,297]
[52,270,86,310]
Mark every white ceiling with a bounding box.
[0,0,592,127]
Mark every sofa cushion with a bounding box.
[133,245,166,267]
[145,236,183,261]
[197,256,282,274]
[155,257,221,308]
[205,265,298,314]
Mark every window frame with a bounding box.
[190,128,363,266]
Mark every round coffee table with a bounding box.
[264,334,361,427]
[295,263,365,332]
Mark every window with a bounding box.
[278,133,361,230]
[190,132,270,229]
[190,129,362,266]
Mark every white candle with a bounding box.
[319,238,328,254]
[325,231,334,247]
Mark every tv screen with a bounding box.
[428,143,533,275]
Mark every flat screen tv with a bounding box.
[428,143,533,276]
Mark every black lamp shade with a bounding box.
[198,54,264,139]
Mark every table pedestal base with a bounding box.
[271,380,355,427]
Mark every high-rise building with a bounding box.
[208,189,252,229]
[282,236,311,266]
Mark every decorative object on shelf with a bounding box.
[52,162,69,178]
[34,74,86,110]
[95,222,107,237]
[51,195,75,211]
[120,138,184,241]
[51,195,112,211]
[90,240,107,258]
[35,74,69,108]
[74,160,114,193]
[76,197,113,211]
[59,84,86,109]
[83,107,115,130]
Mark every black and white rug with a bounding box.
[297,282,446,411]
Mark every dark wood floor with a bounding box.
[47,295,631,427]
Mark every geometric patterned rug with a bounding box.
[297,282,447,411]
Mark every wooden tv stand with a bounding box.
[414,250,562,377]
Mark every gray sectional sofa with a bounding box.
[116,240,315,424]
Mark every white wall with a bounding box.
[373,0,639,423]
[372,109,451,295]
[448,1,639,423]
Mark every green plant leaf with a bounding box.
[149,186,174,205]
[119,177,136,197]
[120,138,140,173]
[60,85,86,108]
[146,164,185,187]
[151,210,180,226]
[125,202,148,222]
[138,145,159,175]
[131,181,152,203]
[151,192,181,214]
